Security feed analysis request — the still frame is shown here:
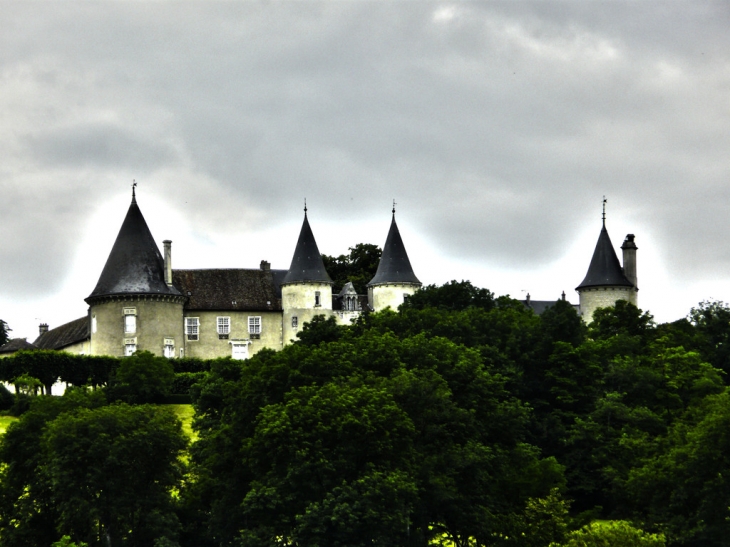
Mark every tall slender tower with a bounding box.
[576,199,638,322]
[280,205,333,344]
[85,187,184,357]
[367,205,421,311]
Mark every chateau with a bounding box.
[0,193,638,358]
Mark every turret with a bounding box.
[576,200,638,322]
[280,205,333,344]
[85,186,184,357]
[367,206,421,311]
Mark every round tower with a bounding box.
[576,202,637,322]
[85,187,185,357]
[367,207,421,312]
[281,206,333,344]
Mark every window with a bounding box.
[292,316,298,330]
[248,316,261,338]
[91,315,97,334]
[179,348,185,358]
[403,294,410,304]
[232,342,249,360]
[186,317,199,341]
[217,316,230,339]
[315,291,321,307]
[124,308,137,334]
[164,338,175,358]
[124,338,136,356]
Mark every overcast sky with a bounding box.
[2,1,730,340]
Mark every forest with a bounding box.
[1,276,730,546]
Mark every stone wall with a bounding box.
[578,286,638,323]
[368,283,419,312]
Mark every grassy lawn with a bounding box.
[0,416,18,436]
[167,404,198,443]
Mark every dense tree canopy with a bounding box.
[3,281,730,546]
[0,319,10,346]
[321,243,381,293]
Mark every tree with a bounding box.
[0,319,10,346]
[402,280,495,312]
[42,403,187,547]
[588,301,655,340]
[108,350,175,404]
[0,389,107,547]
[321,243,382,293]
[551,521,665,547]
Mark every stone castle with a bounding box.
[0,192,638,358]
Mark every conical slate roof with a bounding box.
[576,224,633,290]
[368,214,421,286]
[87,194,181,300]
[282,212,332,285]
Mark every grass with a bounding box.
[166,404,198,443]
[0,415,18,436]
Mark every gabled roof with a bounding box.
[368,214,420,286]
[282,212,332,285]
[576,224,633,290]
[173,268,287,311]
[0,338,39,354]
[34,316,89,350]
[87,194,181,301]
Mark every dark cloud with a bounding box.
[1,1,729,323]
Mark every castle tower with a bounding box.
[85,187,185,357]
[367,207,421,311]
[576,203,637,322]
[281,206,333,344]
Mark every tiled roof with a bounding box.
[0,338,39,354]
[368,214,420,286]
[576,224,633,290]
[173,268,287,311]
[522,299,580,315]
[33,316,89,350]
[87,195,181,301]
[282,213,333,285]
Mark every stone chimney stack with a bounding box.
[163,240,173,286]
[260,260,271,271]
[39,323,49,336]
[621,234,638,289]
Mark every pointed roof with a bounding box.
[87,192,181,300]
[576,223,633,290]
[368,213,421,286]
[282,211,332,285]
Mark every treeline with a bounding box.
[2,282,730,546]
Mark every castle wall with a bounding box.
[368,283,419,312]
[182,310,283,359]
[90,297,184,357]
[281,283,333,345]
[578,286,638,323]
[61,339,91,355]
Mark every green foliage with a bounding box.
[321,243,382,293]
[171,371,207,396]
[170,357,209,373]
[551,520,665,547]
[0,319,10,346]
[589,301,655,340]
[402,280,495,312]
[295,314,345,346]
[108,350,175,404]
[52,536,89,547]
[43,404,187,546]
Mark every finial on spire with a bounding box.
[304,198,307,215]
[132,180,137,203]
[392,199,397,215]
[602,195,607,226]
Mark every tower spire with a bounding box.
[602,195,607,227]
[304,198,307,216]
[392,199,396,216]
[132,180,137,203]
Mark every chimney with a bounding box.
[526,293,531,305]
[39,323,48,336]
[561,291,566,301]
[260,260,270,271]
[621,234,638,288]
[163,240,173,286]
